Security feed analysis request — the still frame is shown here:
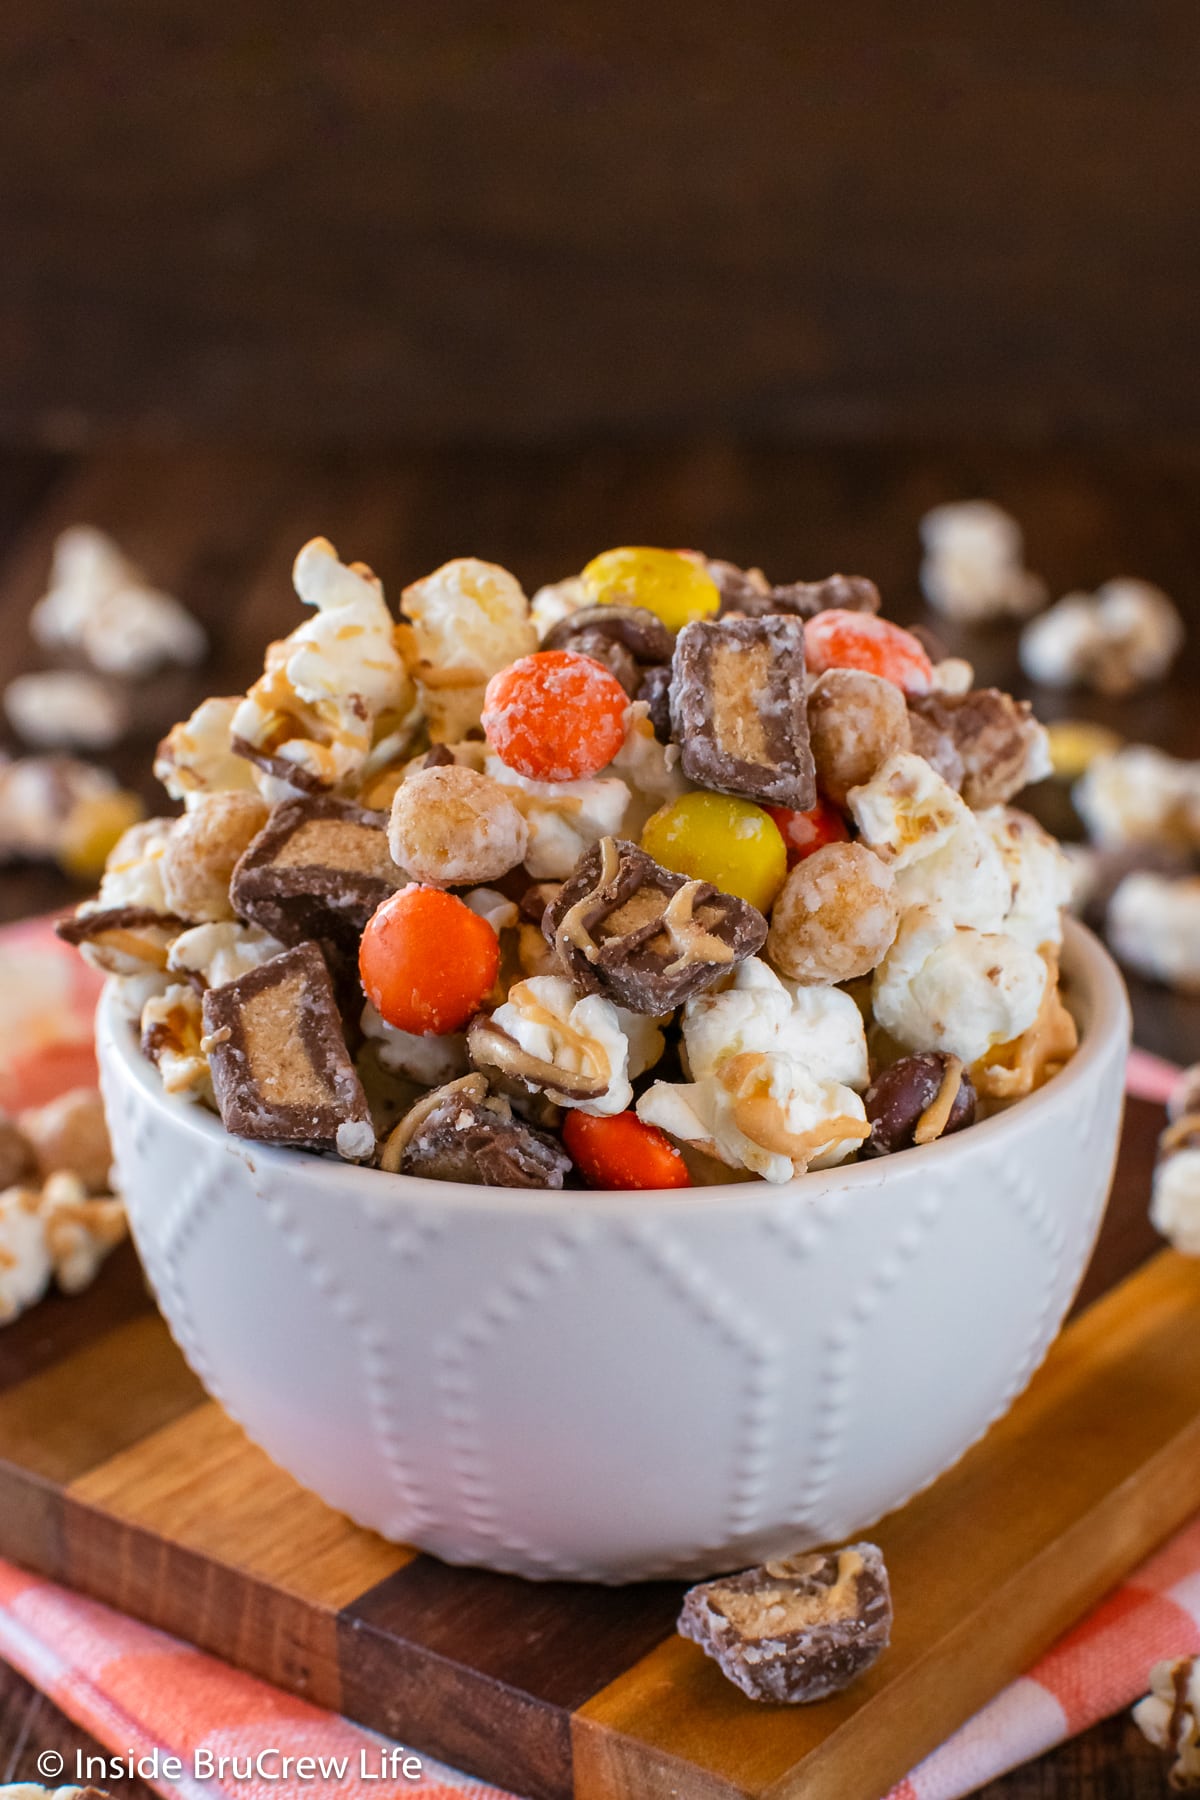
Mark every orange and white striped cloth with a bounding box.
[0,915,1190,1800]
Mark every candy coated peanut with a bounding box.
[582,546,720,633]
[641,791,787,912]
[765,799,850,868]
[360,887,500,1035]
[482,650,629,782]
[805,611,934,695]
[562,1110,691,1189]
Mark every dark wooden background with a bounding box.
[2,4,1200,448]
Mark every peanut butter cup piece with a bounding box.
[231,796,404,948]
[678,1542,892,1704]
[379,1074,570,1187]
[202,942,374,1157]
[670,615,816,809]
[713,563,881,620]
[545,837,767,1013]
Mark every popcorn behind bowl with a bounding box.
[98,917,1128,1584]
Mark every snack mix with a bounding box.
[1134,1654,1200,1788]
[60,538,1078,1191]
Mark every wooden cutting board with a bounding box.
[0,1097,1194,1800]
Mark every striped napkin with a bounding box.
[0,916,1186,1800]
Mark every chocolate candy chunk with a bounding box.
[678,1543,892,1704]
[863,1052,976,1156]
[908,688,1043,809]
[670,615,816,809]
[203,942,374,1157]
[545,837,767,1013]
[637,664,673,743]
[907,707,965,792]
[715,564,881,621]
[544,605,673,698]
[231,796,404,948]
[379,1074,570,1187]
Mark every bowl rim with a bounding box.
[99,917,1131,1217]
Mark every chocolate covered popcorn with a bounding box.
[61,538,1078,1191]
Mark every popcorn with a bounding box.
[167,920,287,989]
[231,537,412,798]
[638,1051,868,1184]
[0,1186,51,1323]
[484,754,631,878]
[402,557,537,741]
[872,908,1049,1064]
[0,1171,125,1323]
[681,958,869,1092]
[160,792,270,922]
[155,696,261,804]
[918,501,1045,623]
[605,699,688,834]
[58,818,180,976]
[979,806,1073,951]
[361,1000,470,1088]
[1074,745,1200,850]
[849,753,1011,934]
[4,670,127,751]
[31,525,207,675]
[970,952,1077,1100]
[1151,1069,1200,1254]
[1134,1655,1200,1787]
[0,755,139,877]
[141,984,214,1103]
[1108,872,1200,992]
[1020,579,1184,695]
[531,575,587,640]
[467,975,637,1115]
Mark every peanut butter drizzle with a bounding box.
[479,988,610,1091]
[557,835,621,964]
[972,957,1077,1101]
[720,1053,869,1162]
[913,1055,965,1145]
[380,1074,489,1172]
[662,882,736,974]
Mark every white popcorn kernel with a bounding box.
[1108,872,1200,992]
[531,575,587,640]
[1074,744,1200,850]
[1134,1656,1200,1788]
[1020,579,1184,696]
[167,921,287,990]
[361,999,469,1087]
[140,983,214,1103]
[4,671,127,751]
[638,1051,868,1184]
[0,1186,51,1323]
[872,908,1049,1064]
[682,958,869,1092]
[231,537,412,797]
[31,525,207,675]
[402,558,537,740]
[484,753,631,878]
[1151,1149,1200,1255]
[850,751,1011,933]
[919,500,1046,624]
[979,806,1073,950]
[39,1170,126,1293]
[155,695,261,803]
[462,887,520,934]
[478,975,634,1115]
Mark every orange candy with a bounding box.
[562,1111,692,1191]
[482,650,630,782]
[359,886,500,1035]
[804,610,933,695]
[766,799,851,868]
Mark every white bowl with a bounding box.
[98,919,1129,1582]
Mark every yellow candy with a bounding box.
[1044,719,1123,782]
[581,547,720,633]
[642,792,787,913]
[57,789,145,881]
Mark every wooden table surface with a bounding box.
[0,440,1195,1796]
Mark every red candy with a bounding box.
[482,649,630,782]
[562,1111,692,1191]
[360,886,500,1035]
[804,610,933,695]
[766,799,851,868]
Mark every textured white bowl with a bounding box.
[98,919,1129,1583]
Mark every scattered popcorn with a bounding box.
[57,818,179,976]
[971,951,1077,1100]
[4,669,127,751]
[1020,579,1184,695]
[918,501,1045,623]
[39,1170,126,1293]
[1134,1655,1200,1787]
[361,1000,470,1088]
[1074,744,1200,851]
[0,1186,51,1323]
[232,537,412,799]
[1108,872,1200,992]
[1150,1068,1200,1255]
[980,807,1073,951]
[638,1051,868,1184]
[531,575,587,639]
[31,525,207,675]
[0,755,141,878]
[19,1086,112,1193]
[849,752,1010,933]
